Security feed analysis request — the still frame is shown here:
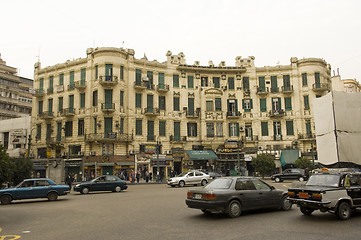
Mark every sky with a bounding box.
[1,0,361,82]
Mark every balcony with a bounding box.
[312,83,329,92]
[39,111,54,120]
[157,84,170,92]
[60,108,75,117]
[47,88,54,94]
[298,133,315,140]
[186,109,200,118]
[84,133,133,143]
[134,81,148,90]
[170,135,187,143]
[242,135,259,142]
[281,85,294,94]
[270,87,279,93]
[274,135,283,141]
[269,109,285,117]
[226,111,241,119]
[256,87,269,95]
[67,84,75,91]
[101,103,115,113]
[33,89,44,98]
[46,137,64,147]
[74,81,86,91]
[99,75,118,87]
[144,107,160,116]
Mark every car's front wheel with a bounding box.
[178,181,185,187]
[47,192,58,201]
[298,176,304,181]
[81,187,90,194]
[275,177,281,183]
[0,195,12,205]
[280,195,292,211]
[114,186,121,192]
[300,206,314,215]
[201,179,208,186]
[336,202,351,220]
[227,200,242,218]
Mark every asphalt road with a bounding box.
[1,180,361,240]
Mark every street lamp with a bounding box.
[27,128,37,160]
[156,137,160,182]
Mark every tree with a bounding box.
[251,154,276,178]
[10,158,33,186]
[295,157,313,170]
[0,144,12,187]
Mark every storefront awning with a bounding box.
[96,163,115,166]
[280,150,300,166]
[186,150,218,160]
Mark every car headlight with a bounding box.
[75,184,80,187]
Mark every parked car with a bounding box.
[288,168,361,220]
[74,175,127,194]
[167,170,212,187]
[271,168,308,182]
[0,178,70,205]
[186,177,292,217]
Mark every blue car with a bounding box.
[0,178,70,205]
[74,175,127,194]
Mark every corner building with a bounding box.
[31,47,341,181]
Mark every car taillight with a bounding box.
[287,192,295,197]
[203,193,216,200]
[312,193,322,200]
[187,192,193,199]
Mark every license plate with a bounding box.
[299,192,309,199]
[194,194,202,199]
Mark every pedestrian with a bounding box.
[145,171,149,183]
[130,170,135,183]
[156,170,160,182]
[149,171,153,182]
[136,170,140,183]
[65,173,73,190]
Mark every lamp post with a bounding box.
[156,137,160,182]
[27,128,36,160]
[237,140,240,176]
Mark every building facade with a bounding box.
[30,47,343,181]
[343,78,361,93]
[0,54,33,120]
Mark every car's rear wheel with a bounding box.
[227,200,242,218]
[300,206,314,215]
[336,202,351,220]
[298,176,304,181]
[275,177,281,183]
[201,209,212,215]
[47,192,58,201]
[114,186,121,192]
[81,187,90,194]
[280,195,292,211]
[201,179,207,186]
[0,195,12,205]
[178,181,185,187]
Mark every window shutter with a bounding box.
[260,99,266,112]
[236,123,240,137]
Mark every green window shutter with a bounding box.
[159,72,165,88]
[228,123,231,137]
[105,64,113,78]
[228,77,235,90]
[120,118,124,134]
[242,99,245,110]
[250,99,253,109]
[243,77,249,90]
[94,117,97,134]
[80,93,85,108]
[49,76,54,90]
[188,98,194,115]
[81,68,86,85]
[104,117,113,138]
[69,95,74,110]
[315,72,320,88]
[174,97,180,111]
[188,76,194,88]
[174,122,180,140]
[278,98,281,110]
[105,89,113,109]
[215,98,222,111]
[57,122,62,141]
[147,94,153,112]
[259,76,265,91]
[159,96,165,110]
[302,73,307,86]
[306,121,312,134]
[136,69,142,85]
[59,74,64,85]
[70,71,74,88]
[39,78,44,92]
[285,97,292,111]
[261,122,269,136]
[304,95,310,109]
[135,93,142,108]
[235,99,238,112]
[213,77,220,88]
[147,71,153,89]
[120,91,124,106]
[236,123,240,137]
[58,97,63,111]
[120,66,124,80]
[136,119,142,135]
[159,121,166,136]
[95,66,98,79]
[283,75,290,89]
[271,76,278,92]
[92,90,98,107]
[48,99,53,114]
[147,120,154,140]
[173,74,179,88]
[260,99,267,112]
[286,121,294,135]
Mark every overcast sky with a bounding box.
[1,0,361,82]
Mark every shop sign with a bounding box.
[145,145,156,154]
[218,148,242,153]
[172,148,184,157]
[11,129,26,136]
[152,154,166,160]
[151,160,166,166]
[224,141,238,149]
[12,137,26,144]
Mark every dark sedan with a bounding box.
[271,168,308,182]
[74,175,127,194]
[186,177,291,217]
[0,178,70,205]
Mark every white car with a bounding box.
[167,171,212,187]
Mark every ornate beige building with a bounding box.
[343,78,361,93]
[30,47,343,181]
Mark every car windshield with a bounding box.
[205,178,233,189]
[306,174,340,187]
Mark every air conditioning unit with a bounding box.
[258,146,264,150]
[166,150,172,155]
[90,151,96,156]
[78,151,84,156]
[129,150,135,155]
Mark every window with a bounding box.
[174,121,181,141]
[94,117,97,134]
[243,99,253,112]
[245,125,253,139]
[78,119,84,136]
[95,65,98,79]
[136,119,142,135]
[48,99,53,114]
[188,98,195,115]
[173,74,179,88]
[213,77,220,88]
[120,66,124,80]
[38,101,43,114]
[81,68,86,85]
[271,76,278,92]
[206,123,214,137]
[69,95,74,112]
[215,98,222,111]
[261,122,268,136]
[135,93,142,108]
[159,121,166,136]
[229,123,239,137]
[104,117,113,138]
[273,121,281,137]
[105,64,113,80]
[69,71,74,89]
[260,99,267,112]
[159,96,166,110]
[92,90,98,107]
[206,101,213,111]
[201,77,208,87]
[258,76,265,92]
[36,124,41,140]
[272,98,281,111]
[216,123,223,137]
[120,118,124,134]
[80,93,85,108]
[58,97,63,112]
[243,77,249,90]
[304,95,310,109]
[188,76,194,89]
[228,77,235,90]
[286,121,294,135]
[147,120,154,141]
[302,73,307,86]
[158,72,165,89]
[173,97,180,111]
[39,78,44,92]
[49,76,54,92]
[136,69,142,85]
[283,97,291,111]
[283,75,291,90]
[65,121,73,137]
[120,91,124,106]
[187,123,197,137]
[306,120,312,135]
[147,71,153,89]
[56,122,62,141]
[315,72,321,88]
[59,73,64,85]
[46,124,51,139]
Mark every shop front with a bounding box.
[65,158,83,182]
[185,150,218,172]
[32,160,48,178]
[136,154,151,180]
[172,148,184,175]
[216,141,245,176]
[151,154,173,181]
